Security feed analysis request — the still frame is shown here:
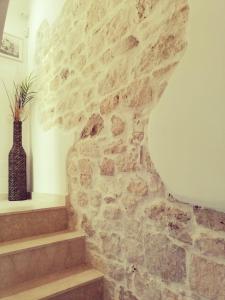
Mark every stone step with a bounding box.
[0,202,68,242]
[0,231,85,292]
[0,265,103,300]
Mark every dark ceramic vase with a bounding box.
[8,121,27,201]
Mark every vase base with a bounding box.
[8,192,30,201]
[8,198,28,201]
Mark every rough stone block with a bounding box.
[111,115,125,136]
[78,159,93,187]
[79,140,100,157]
[116,148,139,172]
[100,94,120,115]
[190,256,225,299]
[194,206,225,232]
[103,206,122,220]
[104,140,127,154]
[145,201,192,243]
[80,114,104,139]
[77,191,89,207]
[114,35,139,55]
[195,234,225,259]
[127,178,148,196]
[100,158,115,176]
[98,60,129,96]
[144,233,186,283]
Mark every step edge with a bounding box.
[0,231,85,257]
[0,205,67,217]
[42,270,104,300]
[0,268,104,300]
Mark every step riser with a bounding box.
[0,208,68,242]
[47,279,103,300]
[0,238,85,293]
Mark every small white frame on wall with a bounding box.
[0,33,23,62]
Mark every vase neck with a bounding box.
[13,121,22,145]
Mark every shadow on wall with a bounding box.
[32,1,225,299]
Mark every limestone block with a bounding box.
[79,140,100,157]
[190,256,225,300]
[108,262,125,282]
[136,0,160,20]
[194,206,225,232]
[100,94,120,115]
[121,195,141,214]
[90,191,102,208]
[125,238,144,264]
[120,77,153,108]
[105,9,131,44]
[86,0,107,30]
[104,140,127,155]
[103,206,122,220]
[133,272,162,300]
[100,158,115,176]
[155,34,186,63]
[113,35,139,56]
[127,178,148,196]
[81,214,95,237]
[145,201,192,243]
[130,132,144,144]
[144,233,186,283]
[77,191,89,207]
[104,196,116,204]
[146,201,191,224]
[116,148,139,172]
[101,232,123,261]
[111,115,125,136]
[80,114,104,139]
[124,219,143,242]
[60,68,70,80]
[98,59,129,96]
[78,159,93,187]
[195,234,225,259]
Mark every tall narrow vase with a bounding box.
[8,121,27,201]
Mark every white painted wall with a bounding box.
[0,0,30,193]
[149,0,225,211]
[29,0,73,195]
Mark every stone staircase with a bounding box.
[0,198,103,299]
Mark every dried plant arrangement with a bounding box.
[2,74,36,121]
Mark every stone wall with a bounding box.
[34,0,225,299]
